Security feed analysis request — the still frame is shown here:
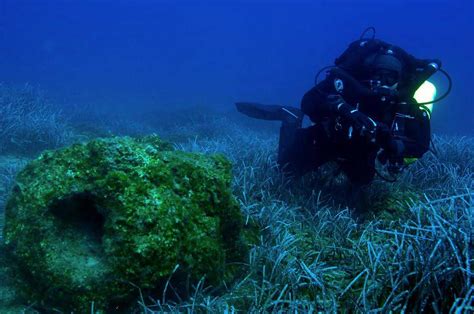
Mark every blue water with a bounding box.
[0,0,472,135]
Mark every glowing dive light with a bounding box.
[414,80,437,118]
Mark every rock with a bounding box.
[2,135,246,312]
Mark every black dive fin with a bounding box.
[235,102,302,123]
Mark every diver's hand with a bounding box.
[328,95,377,133]
[346,108,377,136]
[387,156,405,175]
[378,150,404,173]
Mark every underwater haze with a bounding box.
[0,0,473,135]
[1,0,474,312]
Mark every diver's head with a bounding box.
[363,53,403,88]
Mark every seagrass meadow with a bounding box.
[2,0,474,311]
[0,88,472,312]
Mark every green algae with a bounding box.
[2,135,247,312]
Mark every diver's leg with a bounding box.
[278,123,332,177]
[235,102,329,176]
[277,120,300,167]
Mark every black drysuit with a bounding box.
[278,69,433,185]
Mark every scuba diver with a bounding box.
[236,28,451,185]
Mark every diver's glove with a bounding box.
[327,94,377,134]
[377,149,405,175]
